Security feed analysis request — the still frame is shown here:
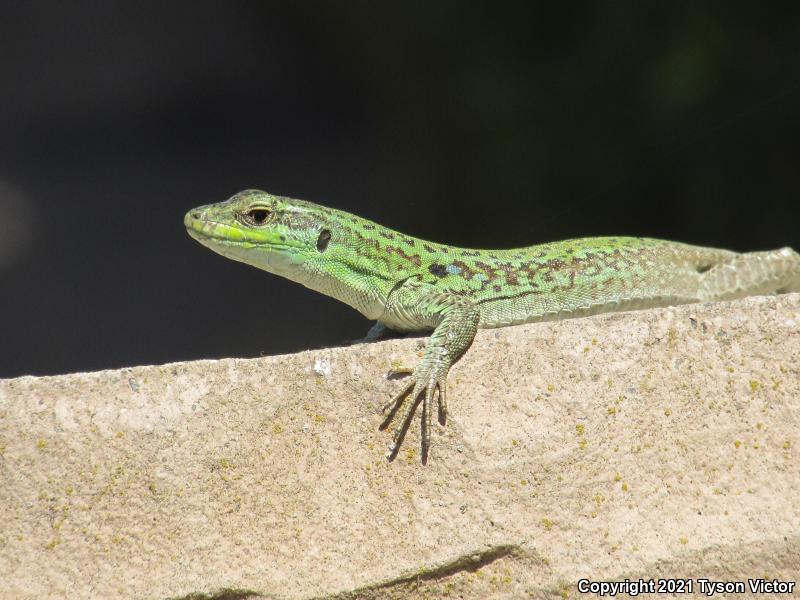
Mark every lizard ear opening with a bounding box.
[316,229,331,252]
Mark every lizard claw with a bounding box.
[437,380,447,425]
[380,378,415,417]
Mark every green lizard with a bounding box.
[185,189,800,462]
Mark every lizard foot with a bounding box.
[380,364,448,464]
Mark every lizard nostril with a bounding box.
[191,211,201,220]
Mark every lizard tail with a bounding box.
[698,246,800,301]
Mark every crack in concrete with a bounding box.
[317,544,521,599]
[168,588,263,600]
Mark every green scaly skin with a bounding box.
[185,189,800,463]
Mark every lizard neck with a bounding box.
[298,209,431,321]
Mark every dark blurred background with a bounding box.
[1,2,799,378]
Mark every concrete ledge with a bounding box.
[1,295,799,599]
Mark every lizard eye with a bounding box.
[244,208,270,225]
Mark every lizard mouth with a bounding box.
[184,212,251,246]
[183,210,305,253]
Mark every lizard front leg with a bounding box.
[380,298,479,463]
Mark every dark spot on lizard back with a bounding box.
[379,230,396,240]
[387,245,422,267]
[518,261,539,278]
[461,249,481,257]
[452,260,476,279]
[354,230,380,250]
[498,263,519,285]
[363,223,375,230]
[696,263,713,274]
[475,261,499,281]
[428,264,448,278]
[423,244,436,254]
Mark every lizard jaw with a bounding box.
[184,210,311,281]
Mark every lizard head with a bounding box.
[184,188,394,319]
[184,189,342,282]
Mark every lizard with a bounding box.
[184,189,800,463]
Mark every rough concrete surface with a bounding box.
[1,295,799,599]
